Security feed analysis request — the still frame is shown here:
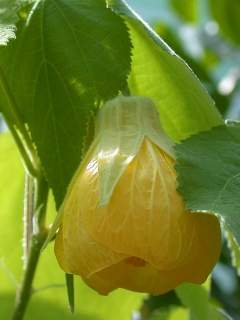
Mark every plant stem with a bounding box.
[12,177,49,320]
[23,174,35,268]
[12,232,47,320]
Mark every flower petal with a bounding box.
[54,215,127,279]
[83,213,220,295]
[79,139,193,269]
[181,212,221,283]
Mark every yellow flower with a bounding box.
[54,96,221,295]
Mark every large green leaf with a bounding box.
[175,124,240,246]
[210,0,240,45]
[0,0,132,207]
[0,133,144,319]
[109,0,223,142]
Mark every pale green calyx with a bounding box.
[95,95,175,207]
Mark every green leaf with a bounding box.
[170,0,197,22]
[109,0,223,142]
[168,308,188,320]
[148,308,188,320]
[0,132,145,319]
[209,0,240,45]
[0,0,132,208]
[65,273,74,314]
[176,284,230,320]
[148,310,170,320]
[175,123,240,245]
[176,284,209,320]
[226,230,240,276]
[146,308,188,320]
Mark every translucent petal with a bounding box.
[82,213,220,295]
[73,139,196,269]
[54,208,127,279]
[55,135,221,295]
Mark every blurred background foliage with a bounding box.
[0,0,240,319]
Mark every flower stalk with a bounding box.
[12,177,49,320]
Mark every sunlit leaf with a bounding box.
[168,308,188,320]
[108,0,223,142]
[176,284,210,320]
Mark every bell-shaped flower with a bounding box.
[54,96,221,295]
